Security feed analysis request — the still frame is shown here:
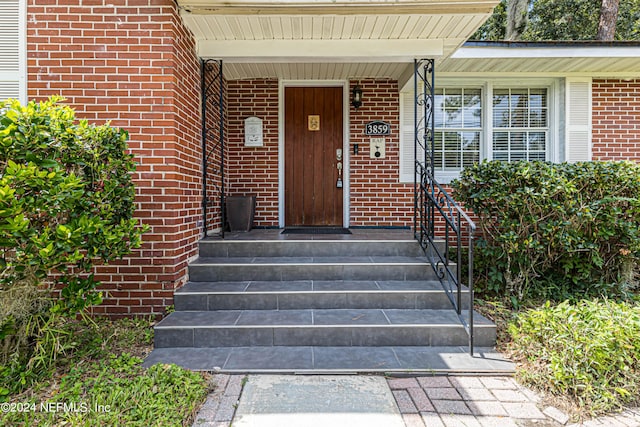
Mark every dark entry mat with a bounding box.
[281,227,352,235]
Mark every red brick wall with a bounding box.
[27,0,202,316]
[226,79,280,227]
[224,78,415,228]
[349,79,413,227]
[592,79,640,162]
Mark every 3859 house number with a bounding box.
[365,121,391,136]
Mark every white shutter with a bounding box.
[565,77,592,162]
[399,91,415,183]
[0,0,25,102]
[399,78,425,183]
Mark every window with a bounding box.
[400,80,558,183]
[492,88,548,162]
[434,88,481,172]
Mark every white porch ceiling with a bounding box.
[177,0,496,80]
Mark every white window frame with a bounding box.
[399,77,560,183]
[490,86,551,163]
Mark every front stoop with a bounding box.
[144,236,512,374]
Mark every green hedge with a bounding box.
[452,160,640,303]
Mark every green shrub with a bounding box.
[509,299,640,413]
[3,355,208,427]
[452,160,640,303]
[0,97,147,395]
[1,318,209,427]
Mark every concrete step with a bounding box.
[199,239,426,258]
[143,345,515,374]
[175,280,469,311]
[153,309,496,348]
[188,256,438,282]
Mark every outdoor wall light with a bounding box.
[351,85,363,109]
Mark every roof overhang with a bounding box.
[180,0,498,14]
[439,41,640,77]
[177,0,498,80]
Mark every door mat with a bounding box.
[281,227,351,235]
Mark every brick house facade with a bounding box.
[24,0,203,316]
[1,1,639,315]
[226,79,280,227]
[593,79,640,162]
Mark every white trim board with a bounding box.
[451,45,640,59]
[198,39,444,63]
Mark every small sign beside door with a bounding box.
[365,120,391,136]
[244,116,263,147]
[308,115,320,131]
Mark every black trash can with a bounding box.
[225,195,256,232]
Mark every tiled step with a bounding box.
[199,239,425,258]
[174,280,469,311]
[153,309,496,348]
[146,232,501,374]
[142,345,515,374]
[188,256,438,282]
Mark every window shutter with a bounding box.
[399,91,415,183]
[0,0,24,102]
[399,78,425,183]
[565,78,592,162]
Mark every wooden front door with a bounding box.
[284,86,344,227]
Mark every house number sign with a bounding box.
[365,121,391,136]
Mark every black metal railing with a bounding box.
[201,59,226,238]
[413,59,477,355]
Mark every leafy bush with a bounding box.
[0,97,146,395]
[452,160,640,303]
[2,355,208,427]
[1,318,209,426]
[509,299,640,414]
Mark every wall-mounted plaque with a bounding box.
[308,115,320,131]
[365,120,391,136]
[244,116,263,147]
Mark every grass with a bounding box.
[1,317,210,427]
[480,296,640,418]
[509,299,640,415]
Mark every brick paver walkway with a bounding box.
[389,376,545,426]
[192,374,640,427]
[191,374,244,427]
[388,376,640,427]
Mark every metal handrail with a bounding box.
[413,58,477,355]
[201,59,225,238]
[416,164,477,355]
